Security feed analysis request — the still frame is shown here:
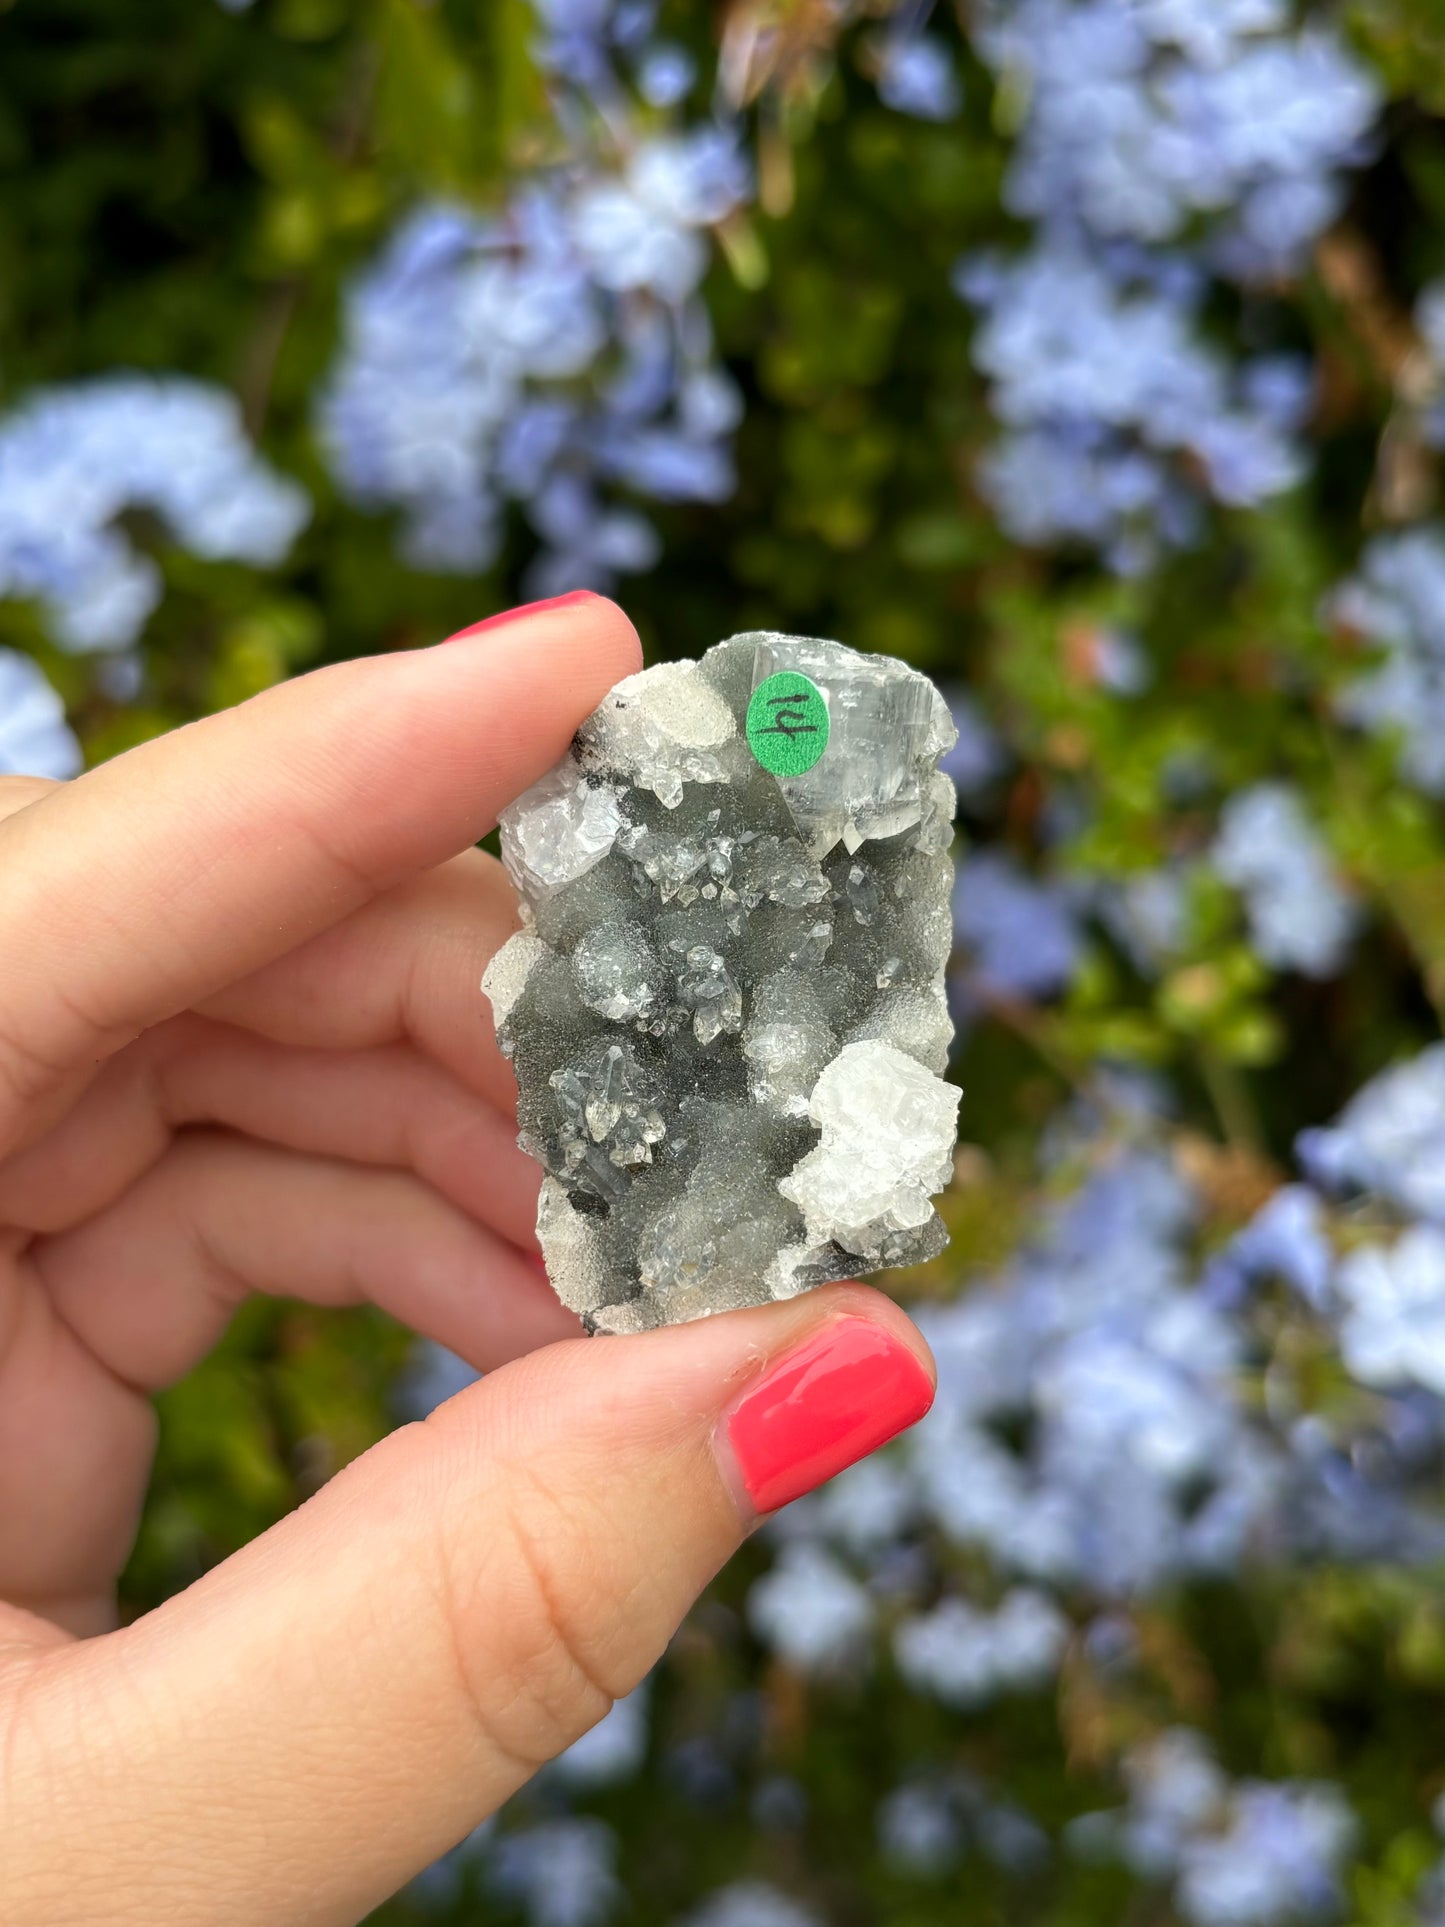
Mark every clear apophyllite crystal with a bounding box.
[483,632,962,1332]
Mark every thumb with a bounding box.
[1,1287,933,1927]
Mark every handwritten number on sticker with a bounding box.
[746,672,831,776]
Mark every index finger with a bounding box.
[0,592,639,1151]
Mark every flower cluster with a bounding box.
[320,156,746,596]
[1327,527,1445,795]
[680,1882,819,1927]
[1299,1043,1445,1221]
[1210,783,1358,978]
[746,1542,873,1674]
[868,7,962,123]
[960,0,1378,566]
[0,377,308,656]
[892,1141,1280,1600]
[1073,1728,1357,1927]
[394,1022,1445,1913]
[0,648,81,779]
[319,0,753,596]
[976,0,1377,271]
[410,1816,618,1927]
[893,1590,1069,1709]
[531,0,665,102]
[320,0,975,598]
[951,849,1084,1007]
[878,1774,1047,1879]
[712,1039,1445,1912]
[958,248,1307,571]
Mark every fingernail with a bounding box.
[446,591,602,642]
[723,1316,935,1516]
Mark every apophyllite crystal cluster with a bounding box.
[484,632,962,1332]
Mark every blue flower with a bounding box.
[0,649,82,779]
[938,689,1007,797]
[1418,283,1445,447]
[1327,528,1445,795]
[1037,1326,1237,1484]
[1297,1044,1445,1220]
[747,1544,873,1674]
[635,43,696,107]
[1207,1185,1333,1311]
[0,378,309,652]
[534,0,657,98]
[677,1883,820,1927]
[1175,1779,1356,1927]
[893,1590,1069,1708]
[1118,1727,1230,1871]
[963,0,1375,561]
[1093,626,1153,692]
[322,126,745,592]
[1211,783,1359,978]
[1333,1226,1445,1398]
[809,1453,917,1553]
[976,1,1377,270]
[952,849,1084,1001]
[488,1819,621,1927]
[1098,865,1195,975]
[1136,0,1287,69]
[526,474,661,597]
[1079,1729,1356,1927]
[903,1143,1293,1596]
[872,33,962,121]
[877,1782,965,1876]
[959,245,1303,562]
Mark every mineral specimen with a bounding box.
[484,631,961,1332]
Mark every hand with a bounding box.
[0,592,935,1927]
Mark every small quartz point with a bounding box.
[484,632,961,1332]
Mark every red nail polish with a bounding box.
[724,1317,935,1515]
[446,591,602,642]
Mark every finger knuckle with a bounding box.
[436,1465,624,1776]
[0,1005,68,1126]
[0,775,58,823]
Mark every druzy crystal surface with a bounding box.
[484,632,961,1332]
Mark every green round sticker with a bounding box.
[746,671,830,777]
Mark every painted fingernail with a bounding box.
[446,590,602,642]
[723,1316,935,1516]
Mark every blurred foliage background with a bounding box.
[12,1,1445,1923]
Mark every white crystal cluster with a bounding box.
[484,632,962,1331]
